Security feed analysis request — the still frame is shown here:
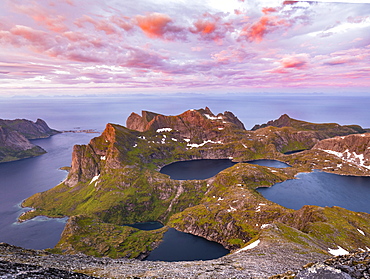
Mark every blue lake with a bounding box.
[258,171,370,214]
[145,228,229,262]
[246,159,291,168]
[160,159,236,180]
[126,222,229,261]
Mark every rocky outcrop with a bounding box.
[313,133,370,170]
[0,241,368,279]
[295,251,370,279]
[0,118,59,163]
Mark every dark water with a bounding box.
[247,159,291,168]
[145,228,229,261]
[284,149,306,155]
[258,171,370,213]
[127,221,164,231]
[160,159,236,180]
[0,133,93,249]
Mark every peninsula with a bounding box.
[0,118,60,163]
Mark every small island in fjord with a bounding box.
[11,107,369,278]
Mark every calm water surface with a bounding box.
[145,228,229,261]
[258,171,370,213]
[246,159,291,168]
[0,133,93,249]
[160,159,236,180]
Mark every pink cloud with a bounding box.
[190,13,233,42]
[9,25,55,52]
[8,2,68,33]
[240,15,289,42]
[192,19,216,34]
[111,15,134,31]
[262,7,279,15]
[281,54,308,69]
[135,12,185,40]
[74,15,119,35]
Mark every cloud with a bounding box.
[111,15,134,32]
[8,2,68,33]
[135,12,185,40]
[280,54,309,68]
[74,15,120,35]
[8,25,56,52]
[190,13,234,42]
[240,15,289,42]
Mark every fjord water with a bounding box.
[0,133,93,249]
[258,171,370,214]
[0,94,370,251]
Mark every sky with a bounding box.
[0,0,369,96]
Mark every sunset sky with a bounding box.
[0,0,369,96]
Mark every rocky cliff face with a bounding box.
[313,133,370,170]
[0,118,58,163]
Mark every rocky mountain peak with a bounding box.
[126,107,245,141]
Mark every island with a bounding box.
[0,118,60,163]
[11,108,370,278]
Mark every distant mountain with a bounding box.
[0,118,60,163]
[252,114,365,138]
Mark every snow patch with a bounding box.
[358,229,365,236]
[204,114,218,120]
[187,140,223,148]
[227,205,236,212]
[133,144,137,148]
[184,139,190,142]
[328,246,349,256]
[100,156,106,160]
[217,197,224,201]
[89,174,100,185]
[235,240,261,253]
[218,127,224,130]
[261,224,271,229]
[171,138,177,142]
[242,144,248,149]
[156,128,172,133]
[321,149,370,170]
